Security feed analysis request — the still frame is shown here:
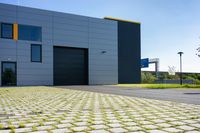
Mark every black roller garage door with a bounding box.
[53,46,88,85]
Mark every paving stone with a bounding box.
[90,129,110,133]
[121,118,133,122]
[143,124,158,130]
[109,127,127,133]
[57,123,73,128]
[189,123,200,128]
[156,123,172,128]
[108,123,122,128]
[90,124,108,130]
[31,131,48,133]
[151,119,166,123]
[0,130,11,133]
[43,121,57,126]
[128,131,146,133]
[92,121,105,125]
[125,126,143,131]
[107,119,120,123]
[74,122,89,126]
[177,125,196,131]
[163,127,183,132]
[124,122,137,126]
[164,117,177,121]
[71,126,90,132]
[51,128,71,133]
[185,131,200,133]
[37,125,52,130]
[25,123,39,127]
[149,130,167,133]
[14,128,32,132]
[170,121,186,126]
[183,120,198,123]
[60,120,72,124]
[139,121,153,125]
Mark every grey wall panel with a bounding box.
[53,15,89,49]
[88,18,118,85]
[53,17,88,27]
[54,35,88,43]
[53,41,88,48]
[53,12,88,23]
[0,40,17,49]
[18,12,52,21]
[54,29,88,38]
[0,4,17,22]
[89,17,116,25]
[89,33,117,41]
[0,10,17,18]
[18,6,52,16]
[89,28,117,35]
[17,19,52,28]
[0,3,16,10]
[17,63,52,69]
[0,17,17,23]
[89,39,117,46]
[54,25,88,32]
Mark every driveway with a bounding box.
[57,85,200,105]
[0,86,200,132]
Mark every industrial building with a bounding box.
[0,3,141,86]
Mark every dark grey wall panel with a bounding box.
[118,21,141,83]
[53,47,88,85]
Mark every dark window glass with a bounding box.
[19,24,42,41]
[1,23,13,39]
[2,62,16,86]
[31,44,42,62]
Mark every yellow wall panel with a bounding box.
[13,23,18,41]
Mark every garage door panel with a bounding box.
[53,46,88,85]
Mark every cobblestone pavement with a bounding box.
[0,86,199,133]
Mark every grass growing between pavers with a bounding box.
[0,86,199,133]
[116,84,200,89]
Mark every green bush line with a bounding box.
[117,84,200,89]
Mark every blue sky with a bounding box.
[1,0,200,73]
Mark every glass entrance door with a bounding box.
[1,62,16,86]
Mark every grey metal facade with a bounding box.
[0,3,141,86]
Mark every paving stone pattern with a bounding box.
[0,86,199,133]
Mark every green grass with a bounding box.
[116,84,200,89]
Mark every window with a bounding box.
[31,44,42,62]
[1,23,13,39]
[19,24,42,41]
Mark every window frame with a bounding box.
[1,23,13,39]
[31,44,42,63]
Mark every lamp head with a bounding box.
[177,52,184,55]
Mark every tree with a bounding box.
[141,72,156,83]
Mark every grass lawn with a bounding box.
[116,84,200,89]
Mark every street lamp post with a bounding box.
[177,52,184,85]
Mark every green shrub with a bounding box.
[141,72,156,83]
